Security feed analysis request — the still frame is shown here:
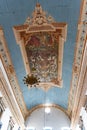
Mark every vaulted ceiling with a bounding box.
[0,0,83,117]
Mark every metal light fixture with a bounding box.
[45,107,51,114]
[23,74,40,87]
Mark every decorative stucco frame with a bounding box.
[13,4,67,90]
[13,23,67,90]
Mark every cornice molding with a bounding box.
[0,27,28,118]
[0,60,24,128]
[68,0,87,128]
[0,96,6,111]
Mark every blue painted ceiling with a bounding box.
[0,0,81,110]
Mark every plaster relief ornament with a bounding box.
[25,3,54,26]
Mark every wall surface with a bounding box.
[25,107,70,130]
[0,108,19,130]
[0,98,19,130]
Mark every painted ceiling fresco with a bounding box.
[26,32,58,83]
[0,0,81,110]
[13,3,67,91]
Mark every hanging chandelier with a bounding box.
[23,74,40,87]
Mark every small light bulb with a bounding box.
[45,107,51,114]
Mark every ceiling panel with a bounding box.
[0,0,82,110]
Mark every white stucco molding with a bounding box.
[68,0,87,119]
[0,58,25,129]
[0,27,28,118]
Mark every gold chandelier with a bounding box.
[23,74,40,87]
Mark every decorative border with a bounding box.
[13,24,67,90]
[70,41,87,129]
[0,27,28,118]
[68,0,87,127]
[0,97,6,112]
[7,116,15,129]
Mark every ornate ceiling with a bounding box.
[0,0,87,121]
[13,3,67,90]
